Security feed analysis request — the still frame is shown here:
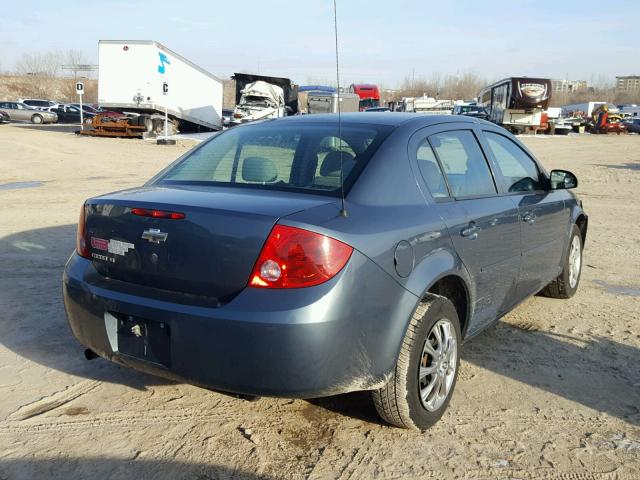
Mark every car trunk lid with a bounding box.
[84,185,333,302]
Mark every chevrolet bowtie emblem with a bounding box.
[141,228,168,244]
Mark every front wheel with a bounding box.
[372,295,461,430]
[542,224,583,299]
[31,114,43,124]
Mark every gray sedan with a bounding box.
[0,101,57,124]
[64,113,587,430]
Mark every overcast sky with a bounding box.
[1,0,638,87]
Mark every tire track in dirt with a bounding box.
[0,409,239,434]
[0,407,620,435]
[6,380,101,421]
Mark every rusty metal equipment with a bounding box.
[78,114,146,138]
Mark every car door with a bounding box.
[63,107,72,122]
[0,102,12,119]
[68,106,82,122]
[0,102,18,120]
[411,126,521,333]
[51,107,66,122]
[480,129,570,297]
[13,103,31,121]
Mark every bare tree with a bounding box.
[393,71,486,101]
[548,77,625,107]
[15,51,62,77]
[63,49,88,66]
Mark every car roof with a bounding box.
[272,113,478,127]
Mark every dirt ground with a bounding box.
[0,124,638,479]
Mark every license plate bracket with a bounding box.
[115,314,171,367]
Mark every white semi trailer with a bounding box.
[98,40,223,133]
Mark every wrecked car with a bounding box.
[231,81,287,125]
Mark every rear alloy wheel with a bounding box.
[31,114,43,124]
[419,319,458,412]
[373,295,461,430]
[542,224,583,299]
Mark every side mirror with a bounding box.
[550,169,578,190]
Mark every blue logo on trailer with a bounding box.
[158,52,171,74]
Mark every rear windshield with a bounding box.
[156,122,393,196]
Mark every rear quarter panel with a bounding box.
[283,121,476,335]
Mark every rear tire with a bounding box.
[31,114,43,124]
[372,295,461,430]
[542,225,583,299]
[141,115,153,132]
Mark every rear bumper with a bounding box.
[63,251,418,398]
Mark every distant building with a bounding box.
[616,76,640,91]
[551,79,588,93]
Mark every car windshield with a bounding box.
[359,98,380,110]
[458,106,482,113]
[156,123,393,196]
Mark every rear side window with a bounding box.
[484,131,541,192]
[415,140,449,198]
[429,130,496,198]
[158,123,391,196]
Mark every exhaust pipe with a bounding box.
[84,349,99,360]
[237,394,261,402]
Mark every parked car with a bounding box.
[222,108,234,127]
[365,107,391,112]
[68,103,99,113]
[77,105,122,118]
[549,118,573,135]
[622,118,640,133]
[0,101,58,123]
[0,110,9,124]
[21,98,59,110]
[50,104,95,124]
[599,121,628,135]
[453,104,489,119]
[64,114,587,430]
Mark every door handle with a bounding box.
[461,223,480,240]
[522,212,536,224]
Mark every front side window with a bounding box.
[429,130,496,198]
[484,131,541,192]
[415,140,449,198]
[157,123,391,196]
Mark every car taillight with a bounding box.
[131,207,185,219]
[76,203,91,259]
[249,225,353,289]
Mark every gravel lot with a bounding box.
[1,124,639,479]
